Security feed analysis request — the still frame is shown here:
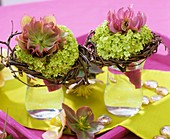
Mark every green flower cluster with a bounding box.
[15,25,79,78]
[92,21,153,60]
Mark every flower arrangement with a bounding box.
[0,15,102,93]
[85,5,162,72]
[0,5,164,139]
[0,15,105,139]
[15,15,78,79]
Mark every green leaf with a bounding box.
[77,70,85,77]
[89,63,103,74]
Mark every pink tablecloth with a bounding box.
[0,0,170,139]
[0,0,170,46]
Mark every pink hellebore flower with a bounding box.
[16,15,66,57]
[107,6,147,33]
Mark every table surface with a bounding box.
[0,0,170,139]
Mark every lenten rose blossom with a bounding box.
[107,6,147,33]
[16,15,66,57]
[62,103,104,139]
[42,110,66,139]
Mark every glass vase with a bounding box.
[25,75,63,120]
[104,61,144,117]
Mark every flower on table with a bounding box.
[42,104,104,139]
[62,103,104,139]
[42,110,66,139]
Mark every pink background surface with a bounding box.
[0,0,170,45]
[0,0,170,138]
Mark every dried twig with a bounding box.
[84,30,162,72]
[0,27,162,88]
[0,30,100,88]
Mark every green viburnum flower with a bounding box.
[62,103,104,139]
[91,20,153,60]
[15,15,79,78]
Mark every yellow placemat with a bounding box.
[0,69,170,139]
[0,76,52,129]
[119,70,170,139]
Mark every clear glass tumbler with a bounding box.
[25,75,63,120]
[104,61,144,117]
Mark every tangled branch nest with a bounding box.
[0,28,163,89]
[84,30,163,72]
[0,30,102,88]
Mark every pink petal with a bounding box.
[124,7,134,18]
[107,10,113,22]
[141,12,147,26]
[117,7,125,19]
[125,69,142,89]
[131,16,138,27]
[108,21,118,33]
[116,19,122,31]
[137,12,147,29]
